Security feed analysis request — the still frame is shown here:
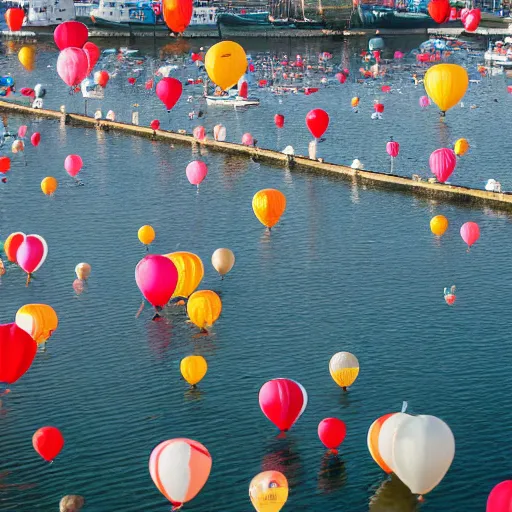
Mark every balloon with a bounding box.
[31,132,41,147]
[0,156,11,174]
[193,126,206,141]
[138,225,155,246]
[428,0,450,23]
[213,124,226,141]
[5,8,25,31]
[274,114,285,128]
[424,64,469,114]
[211,248,235,277]
[16,126,27,139]
[381,85,391,93]
[306,109,329,139]
[18,46,36,71]
[374,102,385,113]
[16,304,58,345]
[351,97,360,107]
[156,77,182,111]
[187,290,222,330]
[186,161,208,186]
[318,418,347,453]
[454,138,469,156]
[386,140,400,158]
[419,95,431,108]
[394,50,405,59]
[57,48,89,87]
[367,413,396,473]
[238,79,248,99]
[94,70,109,88]
[135,254,178,307]
[165,252,204,299]
[0,323,37,384]
[75,262,91,281]
[4,232,24,263]
[329,352,359,390]
[205,41,247,90]
[32,426,65,462]
[59,496,85,511]
[429,148,456,183]
[12,140,24,153]
[249,471,288,512]
[163,0,193,33]
[335,72,347,83]
[149,438,211,509]
[242,133,254,146]
[464,8,481,31]
[487,480,512,512]
[430,215,449,236]
[128,77,136,85]
[64,154,83,177]
[460,221,480,248]
[83,41,100,74]
[150,119,160,131]
[41,177,58,196]
[17,234,48,274]
[378,412,411,472]
[392,415,455,495]
[252,189,286,229]
[460,7,470,22]
[180,355,207,386]
[259,378,306,432]
[53,21,88,50]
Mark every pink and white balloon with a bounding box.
[56,47,89,87]
[186,160,208,187]
[213,124,226,141]
[419,95,431,108]
[242,133,254,146]
[193,126,206,141]
[17,234,48,283]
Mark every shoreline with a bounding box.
[1,99,511,213]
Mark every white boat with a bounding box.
[205,95,260,107]
[74,2,95,23]
[25,0,75,27]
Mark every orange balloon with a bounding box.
[367,413,395,474]
[162,0,193,33]
[4,231,25,263]
[252,189,286,229]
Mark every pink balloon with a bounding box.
[381,85,391,93]
[186,160,208,186]
[18,125,27,138]
[386,140,400,158]
[193,126,206,141]
[31,132,41,147]
[419,95,431,108]
[150,119,160,131]
[460,7,470,23]
[335,72,346,84]
[487,480,512,512]
[155,77,182,111]
[83,41,100,74]
[64,154,83,177]
[242,133,254,146]
[57,47,89,87]
[429,148,457,183]
[17,234,48,274]
[135,254,178,307]
[53,21,88,50]
[394,50,405,59]
[213,124,226,141]
[460,221,480,248]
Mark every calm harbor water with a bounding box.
[0,36,512,511]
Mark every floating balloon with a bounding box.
[165,252,204,299]
[378,412,411,472]
[138,225,155,246]
[454,138,470,156]
[205,41,247,90]
[41,177,58,196]
[430,215,449,236]
[306,109,329,139]
[75,262,91,281]
[242,132,254,146]
[31,132,41,147]
[274,114,285,128]
[0,156,11,174]
[5,8,25,31]
[419,95,431,108]
[444,286,456,305]
[149,438,212,509]
[238,78,248,99]
[318,418,347,453]
[187,290,222,331]
[17,234,48,280]
[156,77,182,111]
[367,413,396,473]
[193,126,206,141]
[374,102,385,113]
[424,64,469,114]
[211,248,235,277]
[428,0,450,23]
[335,72,347,84]
[33,426,65,462]
[94,70,109,88]
[487,480,512,512]
[57,47,89,87]
[464,8,481,32]
[12,140,24,153]
[429,148,456,183]
[386,139,400,158]
[0,323,37,384]
[162,0,193,33]
[135,254,178,307]
[329,352,359,390]
[252,189,286,229]
[381,85,391,93]
[249,471,289,512]
[150,119,160,131]
[4,232,24,263]
[213,124,226,141]
[53,21,88,50]
[64,154,83,177]
[16,304,58,345]
[83,41,100,74]
[18,46,36,71]
[460,221,480,248]
[180,355,207,386]
[351,97,360,108]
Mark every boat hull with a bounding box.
[217,12,270,27]
[356,5,452,28]
[206,96,260,106]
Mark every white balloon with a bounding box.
[391,415,455,495]
[378,412,410,473]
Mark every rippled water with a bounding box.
[0,36,512,511]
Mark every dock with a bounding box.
[1,99,511,213]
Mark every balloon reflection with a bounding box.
[262,436,303,489]
[145,316,173,360]
[369,474,418,512]
[317,452,347,494]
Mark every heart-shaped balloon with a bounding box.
[460,7,470,23]
[464,9,481,32]
[17,234,48,274]
[428,0,450,23]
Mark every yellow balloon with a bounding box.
[252,189,286,229]
[424,64,468,114]
[430,215,449,236]
[75,262,91,280]
[187,290,222,330]
[211,248,235,277]
[329,352,359,389]
[351,96,360,107]
[41,177,58,196]
[18,46,36,72]
[138,225,155,246]
[249,471,289,512]
[454,138,470,157]
[180,355,208,386]
[205,41,247,91]
[15,304,58,345]
[165,251,204,299]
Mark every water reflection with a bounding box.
[317,452,347,494]
[369,474,418,512]
[261,436,303,489]
[145,316,173,360]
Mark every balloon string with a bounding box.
[135,301,144,318]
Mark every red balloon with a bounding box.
[460,7,470,22]
[33,426,65,462]
[429,148,457,183]
[381,85,391,93]
[83,42,100,74]
[0,323,37,384]
[0,156,10,174]
[150,119,160,130]
[428,0,450,23]
[156,77,182,111]
[374,103,385,113]
[318,418,347,453]
[238,81,248,99]
[20,88,35,98]
[5,8,25,32]
[335,72,347,84]
[95,70,109,88]
[145,78,154,90]
[31,132,41,147]
[128,77,136,85]
[464,9,481,32]
[163,0,193,33]
[249,63,255,72]
[487,480,512,512]
[259,378,305,432]
[53,21,88,50]
[274,114,284,128]
[306,109,329,139]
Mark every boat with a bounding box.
[217,10,270,27]
[205,95,260,106]
[74,1,96,24]
[484,41,512,66]
[24,0,75,27]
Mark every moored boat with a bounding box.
[205,95,260,106]
[217,10,270,27]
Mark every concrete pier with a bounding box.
[1,99,511,213]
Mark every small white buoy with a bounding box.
[282,145,294,156]
[351,159,364,170]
